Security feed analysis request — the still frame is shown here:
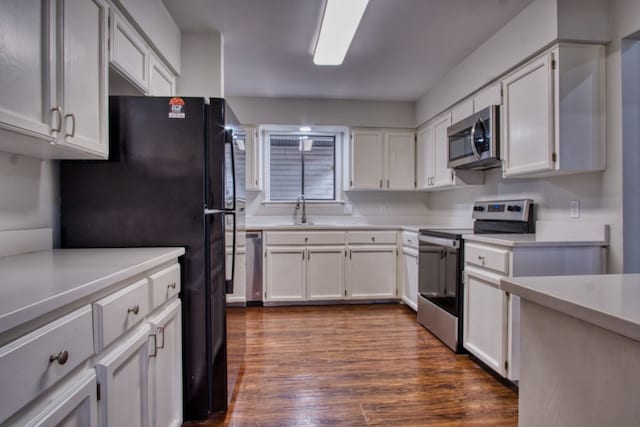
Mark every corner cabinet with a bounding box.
[416,113,482,191]
[501,43,605,177]
[0,0,109,159]
[349,129,416,190]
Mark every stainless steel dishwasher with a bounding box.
[245,231,263,305]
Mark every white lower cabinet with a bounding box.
[401,247,418,311]
[226,247,247,304]
[347,246,397,299]
[147,301,182,427]
[307,246,346,300]
[95,325,152,427]
[265,246,306,301]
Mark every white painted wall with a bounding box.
[0,152,58,237]
[228,97,415,129]
[114,0,181,73]
[177,32,224,98]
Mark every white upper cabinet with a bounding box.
[384,131,416,190]
[244,127,261,191]
[502,43,605,177]
[432,112,453,188]
[451,99,473,124]
[0,0,53,143]
[473,82,502,112]
[56,0,109,157]
[109,9,150,94]
[350,128,415,190]
[149,54,176,96]
[416,125,434,190]
[350,129,384,189]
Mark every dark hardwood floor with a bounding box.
[190,304,518,426]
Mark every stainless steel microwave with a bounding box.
[447,105,501,170]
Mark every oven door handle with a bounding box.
[418,235,459,249]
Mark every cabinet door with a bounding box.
[20,371,99,427]
[265,247,305,301]
[350,129,383,189]
[502,52,554,176]
[416,126,433,189]
[306,246,345,300]
[95,324,151,427]
[432,113,453,188]
[226,249,246,304]
[244,128,261,191]
[473,82,502,112]
[58,0,108,157]
[148,55,175,96]
[451,99,473,124]
[401,248,418,311]
[347,246,397,299]
[385,131,415,190]
[463,273,508,376]
[148,301,182,427]
[109,9,149,93]
[0,0,54,142]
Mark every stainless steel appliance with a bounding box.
[447,105,501,170]
[417,199,534,353]
[245,231,263,305]
[60,96,245,421]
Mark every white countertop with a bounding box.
[501,274,640,342]
[0,247,185,335]
[245,224,444,232]
[463,233,608,247]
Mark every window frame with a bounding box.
[261,125,347,204]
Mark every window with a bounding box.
[269,134,336,201]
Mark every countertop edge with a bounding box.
[463,234,608,247]
[0,247,185,335]
[501,277,640,342]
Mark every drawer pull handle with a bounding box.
[128,305,140,315]
[168,282,177,290]
[477,255,486,264]
[49,350,69,365]
[371,237,376,242]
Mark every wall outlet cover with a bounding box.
[570,200,580,218]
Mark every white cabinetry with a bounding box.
[350,129,384,190]
[416,113,482,191]
[148,55,176,96]
[473,83,502,112]
[0,0,108,159]
[502,43,604,177]
[264,232,346,302]
[400,231,419,311]
[109,9,149,93]
[265,246,306,302]
[147,300,182,427]
[244,128,261,191]
[346,231,397,299]
[451,99,473,124]
[463,239,607,381]
[350,129,415,190]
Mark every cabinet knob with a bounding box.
[128,305,140,315]
[168,282,177,290]
[49,350,69,365]
[371,237,376,242]
[477,255,485,265]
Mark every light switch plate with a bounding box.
[570,200,580,218]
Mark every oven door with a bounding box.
[418,235,460,316]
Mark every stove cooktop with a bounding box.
[419,229,473,240]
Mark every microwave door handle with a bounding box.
[470,119,482,160]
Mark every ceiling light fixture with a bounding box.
[313,0,369,66]
[299,126,312,132]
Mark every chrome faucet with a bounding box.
[294,193,307,224]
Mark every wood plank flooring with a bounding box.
[190,304,518,426]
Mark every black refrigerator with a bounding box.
[60,96,246,421]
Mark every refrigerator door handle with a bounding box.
[226,211,236,294]
[205,208,232,215]
[225,131,237,212]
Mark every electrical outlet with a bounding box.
[570,200,580,219]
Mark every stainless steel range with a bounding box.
[417,199,534,353]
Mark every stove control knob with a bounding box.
[507,205,522,212]
[473,206,484,212]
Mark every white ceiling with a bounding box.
[162,0,534,101]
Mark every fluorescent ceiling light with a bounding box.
[313,0,369,66]
[299,126,312,132]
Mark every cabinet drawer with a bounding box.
[465,243,510,275]
[402,231,418,249]
[347,231,397,245]
[149,264,180,310]
[0,306,94,424]
[265,231,346,246]
[93,279,150,352]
